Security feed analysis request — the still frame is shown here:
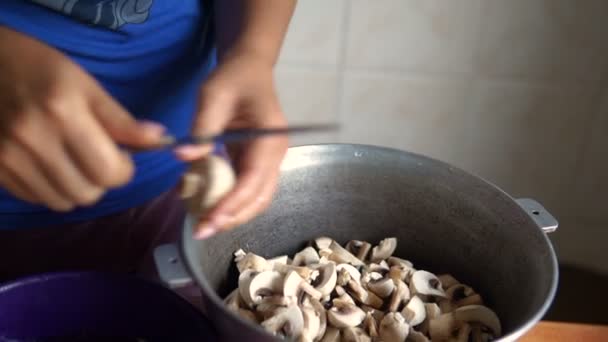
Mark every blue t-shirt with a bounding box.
[0,0,216,229]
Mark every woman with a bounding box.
[0,0,295,281]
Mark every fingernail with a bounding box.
[139,120,166,135]
[174,145,211,160]
[195,222,218,240]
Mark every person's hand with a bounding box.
[176,52,288,239]
[0,27,167,211]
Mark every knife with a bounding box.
[130,123,339,152]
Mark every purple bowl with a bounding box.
[0,272,217,341]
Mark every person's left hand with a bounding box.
[175,52,288,239]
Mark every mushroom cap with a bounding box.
[293,246,321,266]
[379,312,410,342]
[336,264,362,283]
[367,276,395,298]
[327,302,366,328]
[401,295,426,326]
[370,237,397,263]
[342,327,372,342]
[387,256,413,269]
[410,270,447,298]
[313,262,338,296]
[328,241,364,266]
[454,305,502,337]
[456,323,473,342]
[284,269,306,298]
[261,305,305,338]
[239,270,283,307]
[224,289,243,311]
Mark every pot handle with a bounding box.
[153,244,193,289]
[515,198,558,233]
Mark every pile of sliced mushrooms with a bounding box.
[224,237,502,342]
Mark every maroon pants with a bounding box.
[0,189,185,283]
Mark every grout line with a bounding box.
[335,0,352,143]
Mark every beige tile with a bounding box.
[571,90,608,222]
[346,0,481,73]
[339,72,472,168]
[278,0,345,65]
[466,80,594,217]
[477,0,608,82]
[275,66,339,146]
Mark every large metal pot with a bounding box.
[156,144,559,341]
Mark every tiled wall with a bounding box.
[275,0,608,274]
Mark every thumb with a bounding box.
[90,90,168,147]
[175,88,235,161]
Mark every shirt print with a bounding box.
[29,0,154,29]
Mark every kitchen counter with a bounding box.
[520,321,608,341]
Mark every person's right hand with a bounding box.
[0,27,167,211]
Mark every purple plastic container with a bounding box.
[0,272,217,341]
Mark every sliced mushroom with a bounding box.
[454,305,501,337]
[292,247,321,266]
[334,292,356,305]
[269,255,289,266]
[437,274,460,289]
[363,312,379,338]
[429,305,501,340]
[283,270,323,301]
[367,276,395,298]
[273,263,316,280]
[306,297,328,340]
[334,285,347,297]
[234,249,247,261]
[387,256,413,269]
[370,237,397,263]
[388,279,411,312]
[312,262,338,296]
[237,308,258,323]
[345,240,372,261]
[320,326,340,342]
[301,306,321,341]
[379,312,410,342]
[406,330,430,342]
[361,305,385,324]
[328,241,364,266]
[369,262,390,273]
[389,266,408,283]
[418,303,441,335]
[261,305,304,338]
[348,279,383,309]
[455,323,472,342]
[236,253,272,273]
[336,264,362,283]
[239,270,283,307]
[342,327,372,342]
[315,236,333,250]
[401,295,426,326]
[410,270,446,298]
[224,289,243,311]
[327,301,366,328]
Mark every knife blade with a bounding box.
[130,123,339,153]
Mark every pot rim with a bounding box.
[181,143,559,341]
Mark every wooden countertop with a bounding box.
[520,321,608,341]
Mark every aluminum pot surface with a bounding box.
[157,144,559,341]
